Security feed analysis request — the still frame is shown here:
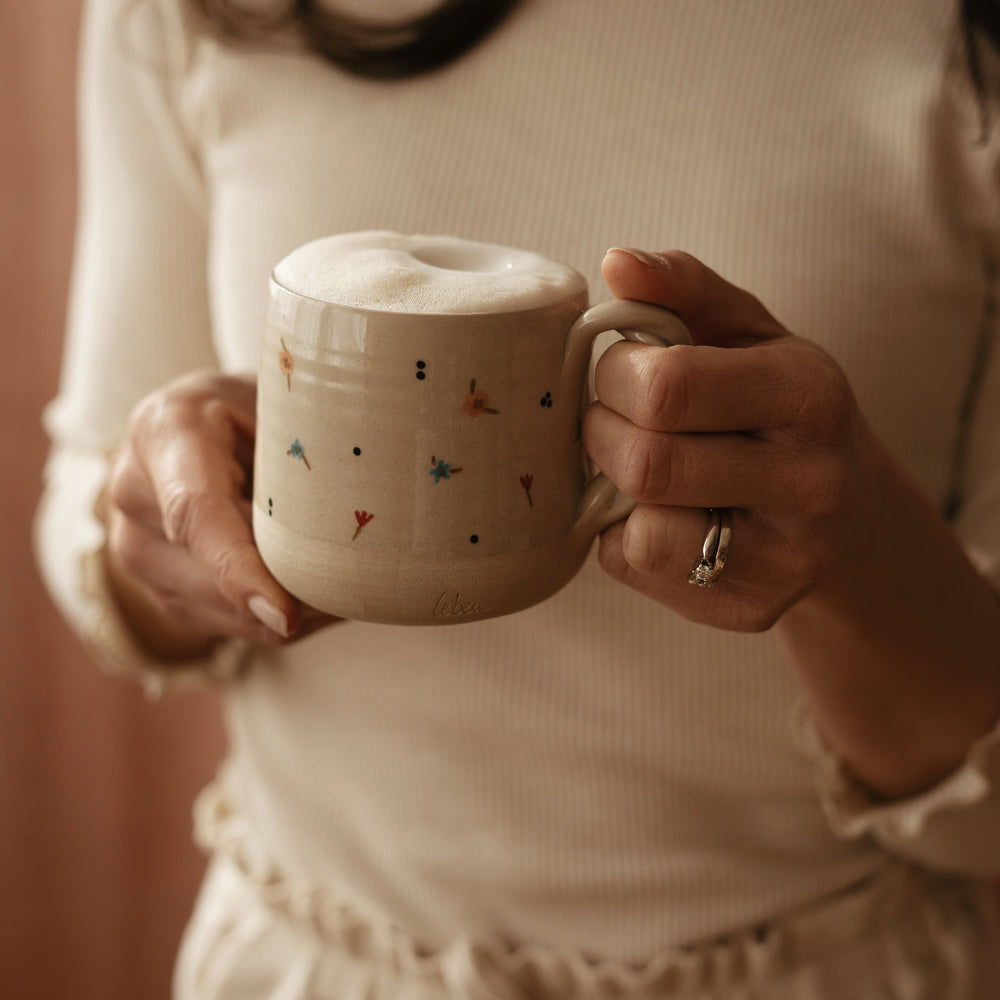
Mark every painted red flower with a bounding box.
[520,474,534,507]
[352,510,374,541]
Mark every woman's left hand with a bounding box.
[583,247,885,633]
[585,247,1000,803]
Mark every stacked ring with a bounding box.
[688,508,733,588]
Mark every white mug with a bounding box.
[253,232,690,625]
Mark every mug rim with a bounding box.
[268,268,590,320]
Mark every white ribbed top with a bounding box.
[38,0,1000,982]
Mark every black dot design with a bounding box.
[353,446,361,456]
[540,391,553,408]
[267,498,273,517]
[416,360,427,380]
[470,535,479,544]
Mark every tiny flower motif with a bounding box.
[429,456,462,484]
[520,474,534,507]
[462,378,500,419]
[287,439,311,470]
[352,510,374,541]
[279,337,294,390]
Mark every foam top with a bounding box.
[272,231,587,314]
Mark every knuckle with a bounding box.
[106,461,133,513]
[625,349,670,428]
[153,588,187,620]
[660,347,697,426]
[663,249,702,285]
[790,350,855,437]
[619,344,698,430]
[107,518,147,579]
[621,509,667,575]
[106,453,149,519]
[130,387,179,435]
[800,527,839,582]
[597,529,630,580]
[154,589,215,634]
[164,368,224,404]
[127,392,159,433]
[781,537,824,586]
[160,484,207,546]
[128,371,221,438]
[771,521,838,594]
[723,588,789,633]
[213,543,249,596]
[787,449,854,532]
[741,292,774,328]
[613,431,669,500]
[124,400,155,456]
[127,393,178,460]
[736,602,782,633]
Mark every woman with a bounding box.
[37,0,1000,995]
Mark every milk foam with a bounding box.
[272,231,587,314]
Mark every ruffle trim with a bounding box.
[67,444,249,700]
[191,773,943,1000]
[791,698,999,843]
[962,542,997,585]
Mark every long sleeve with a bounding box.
[793,702,1000,876]
[34,0,247,695]
[792,152,1000,877]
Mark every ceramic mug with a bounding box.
[252,232,690,625]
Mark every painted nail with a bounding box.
[248,595,290,637]
[607,247,671,270]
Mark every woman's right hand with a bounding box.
[103,369,336,659]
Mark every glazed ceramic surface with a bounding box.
[253,233,689,624]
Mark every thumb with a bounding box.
[601,248,788,346]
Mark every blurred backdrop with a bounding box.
[3,6,998,1000]
[1,4,226,999]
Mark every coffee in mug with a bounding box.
[253,231,689,625]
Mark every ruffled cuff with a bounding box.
[963,542,998,590]
[78,544,252,701]
[35,445,252,701]
[792,699,1000,875]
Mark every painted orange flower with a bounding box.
[279,337,294,390]
[462,378,499,419]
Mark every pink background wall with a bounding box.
[1,5,226,998]
[2,5,996,999]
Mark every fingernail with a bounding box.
[606,247,671,270]
[248,595,290,637]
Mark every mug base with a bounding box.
[253,504,588,626]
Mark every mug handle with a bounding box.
[565,299,692,543]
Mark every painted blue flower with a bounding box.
[429,456,462,483]
[287,438,311,469]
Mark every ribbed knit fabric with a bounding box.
[36,0,1000,995]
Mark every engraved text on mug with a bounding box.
[432,592,498,620]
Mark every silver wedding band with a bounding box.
[688,508,732,588]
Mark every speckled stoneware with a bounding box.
[252,232,690,625]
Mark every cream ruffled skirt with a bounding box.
[174,780,1000,1000]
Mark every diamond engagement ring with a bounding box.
[687,508,732,588]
